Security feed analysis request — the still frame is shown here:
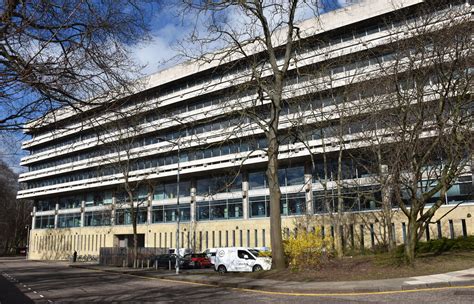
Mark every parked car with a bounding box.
[184,253,212,268]
[154,254,191,269]
[16,247,27,256]
[214,247,272,273]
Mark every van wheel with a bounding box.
[217,265,227,274]
[253,265,263,272]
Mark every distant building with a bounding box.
[18,0,472,260]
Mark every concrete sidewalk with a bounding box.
[70,263,474,294]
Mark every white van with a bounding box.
[214,247,272,273]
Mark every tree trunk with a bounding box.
[132,210,138,268]
[267,129,285,270]
[335,136,344,257]
[405,216,418,265]
[382,189,395,251]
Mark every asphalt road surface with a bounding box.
[0,258,473,303]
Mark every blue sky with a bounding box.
[1,0,351,173]
[130,0,350,75]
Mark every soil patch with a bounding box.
[237,251,474,282]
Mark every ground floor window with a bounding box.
[283,192,306,215]
[152,204,190,223]
[57,213,81,228]
[313,187,382,213]
[196,199,243,221]
[249,192,306,217]
[84,211,111,226]
[115,208,148,225]
[35,215,55,229]
[249,196,269,217]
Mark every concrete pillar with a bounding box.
[242,172,249,220]
[147,195,152,224]
[54,203,59,228]
[31,206,36,229]
[111,195,116,226]
[80,200,85,227]
[190,178,196,222]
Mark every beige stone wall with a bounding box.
[28,203,474,260]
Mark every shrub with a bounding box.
[395,236,474,257]
[283,228,333,270]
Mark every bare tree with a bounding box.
[93,103,158,267]
[351,1,473,263]
[0,0,153,131]
[0,160,33,255]
[177,0,346,270]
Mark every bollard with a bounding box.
[141,259,144,269]
[169,259,171,271]
[147,259,150,268]
[122,259,126,268]
[155,259,158,270]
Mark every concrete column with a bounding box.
[190,178,196,222]
[31,206,36,229]
[242,172,249,220]
[80,200,85,227]
[304,162,313,215]
[147,195,152,224]
[54,203,59,228]
[111,195,116,226]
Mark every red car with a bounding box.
[184,253,212,268]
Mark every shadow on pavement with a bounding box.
[0,274,34,304]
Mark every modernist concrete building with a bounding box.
[17,0,473,260]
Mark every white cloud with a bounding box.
[130,0,355,76]
[130,22,187,75]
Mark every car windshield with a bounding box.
[249,249,271,257]
[192,253,206,258]
[249,249,260,257]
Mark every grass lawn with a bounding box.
[238,237,474,282]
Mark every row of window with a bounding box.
[28,115,376,189]
[27,41,435,174]
[34,164,305,210]
[29,114,252,172]
[28,54,430,178]
[26,137,267,189]
[33,191,360,229]
[35,162,472,213]
[28,41,396,171]
[35,176,473,229]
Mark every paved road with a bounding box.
[0,258,473,303]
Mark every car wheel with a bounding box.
[217,265,227,274]
[253,265,263,272]
[195,262,201,269]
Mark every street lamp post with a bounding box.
[156,136,182,274]
[25,224,30,259]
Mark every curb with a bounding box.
[69,264,474,294]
